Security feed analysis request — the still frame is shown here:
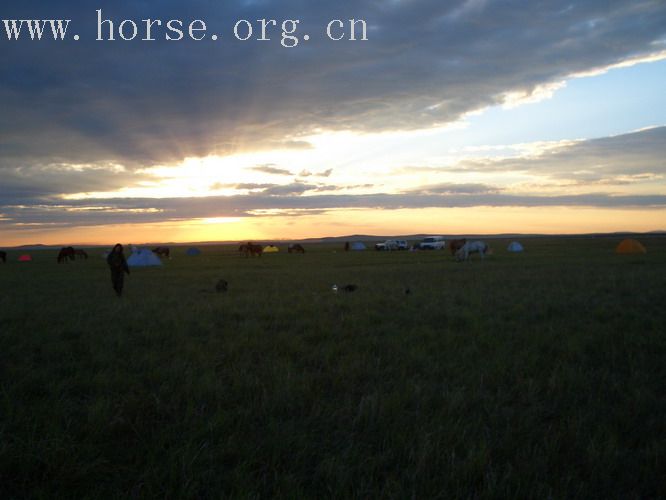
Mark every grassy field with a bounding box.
[1,236,665,498]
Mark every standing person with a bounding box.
[107,243,130,297]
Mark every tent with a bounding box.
[507,241,524,252]
[127,247,163,267]
[616,238,646,254]
[263,245,279,253]
[349,242,367,251]
[18,254,32,262]
[186,247,202,256]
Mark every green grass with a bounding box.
[1,237,665,498]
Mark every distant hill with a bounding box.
[4,230,664,249]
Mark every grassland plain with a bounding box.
[0,236,664,498]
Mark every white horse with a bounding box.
[455,240,489,261]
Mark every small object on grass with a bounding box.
[342,284,357,292]
[405,287,411,295]
[215,279,228,292]
[332,284,338,293]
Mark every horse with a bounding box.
[0,251,6,263]
[288,244,305,254]
[449,238,467,256]
[74,249,88,260]
[239,243,263,258]
[455,240,489,261]
[57,246,76,263]
[152,246,170,259]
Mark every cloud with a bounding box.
[248,165,294,176]
[232,183,277,191]
[2,0,665,173]
[404,182,501,195]
[299,168,334,178]
[2,126,665,229]
[0,163,152,201]
[3,1,666,237]
[3,190,666,229]
[262,182,318,196]
[452,126,666,183]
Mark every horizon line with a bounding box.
[4,230,665,249]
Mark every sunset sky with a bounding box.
[2,1,666,246]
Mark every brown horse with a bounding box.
[152,246,170,259]
[288,244,305,254]
[239,243,263,257]
[449,238,467,256]
[57,246,76,263]
[74,249,88,260]
[0,251,6,263]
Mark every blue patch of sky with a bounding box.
[461,58,666,146]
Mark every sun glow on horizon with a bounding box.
[2,205,665,248]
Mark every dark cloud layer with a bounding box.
[2,0,666,173]
[3,190,666,229]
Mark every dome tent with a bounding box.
[127,247,163,267]
[186,247,202,256]
[263,245,279,253]
[507,241,524,252]
[349,242,367,251]
[615,239,646,254]
[18,254,32,262]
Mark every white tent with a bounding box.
[350,242,367,251]
[127,247,163,267]
[507,241,524,252]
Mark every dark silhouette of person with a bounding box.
[107,243,130,297]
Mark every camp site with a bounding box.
[3,0,666,496]
[0,235,664,498]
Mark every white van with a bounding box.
[418,236,446,250]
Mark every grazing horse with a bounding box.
[0,251,6,263]
[455,240,489,261]
[74,249,88,260]
[239,243,263,258]
[57,246,76,263]
[449,238,467,256]
[288,244,305,254]
[152,246,170,259]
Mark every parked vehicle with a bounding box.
[375,239,409,251]
[418,236,446,250]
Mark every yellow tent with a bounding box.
[263,245,279,253]
[615,239,646,254]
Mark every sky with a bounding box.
[1,0,666,245]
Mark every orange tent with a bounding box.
[18,254,33,262]
[615,239,646,254]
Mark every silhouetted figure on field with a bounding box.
[107,243,130,297]
[0,251,6,263]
